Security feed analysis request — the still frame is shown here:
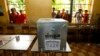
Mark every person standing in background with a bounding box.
[74,9,83,24]
[16,10,27,24]
[56,10,61,18]
[61,9,66,19]
[66,10,71,23]
[9,8,19,24]
[64,10,71,23]
[52,7,56,18]
[83,10,89,24]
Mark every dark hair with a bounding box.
[85,10,88,12]
[52,7,55,10]
[11,8,16,12]
[79,9,82,11]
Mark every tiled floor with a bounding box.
[67,43,100,56]
[30,43,100,56]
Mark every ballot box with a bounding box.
[37,18,68,51]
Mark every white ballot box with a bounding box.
[37,18,68,51]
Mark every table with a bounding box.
[31,39,71,56]
[0,35,36,50]
[0,35,15,48]
[0,35,36,56]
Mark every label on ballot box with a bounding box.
[37,18,68,51]
[45,40,60,50]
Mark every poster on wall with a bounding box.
[0,6,4,16]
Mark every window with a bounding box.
[52,0,71,13]
[72,0,93,23]
[7,0,25,13]
[52,0,70,10]
[7,0,27,24]
[52,0,93,24]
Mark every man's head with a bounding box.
[11,8,16,13]
[52,7,55,11]
[78,9,82,13]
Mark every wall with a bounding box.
[92,0,100,15]
[25,0,52,24]
[90,0,100,24]
[0,0,9,25]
